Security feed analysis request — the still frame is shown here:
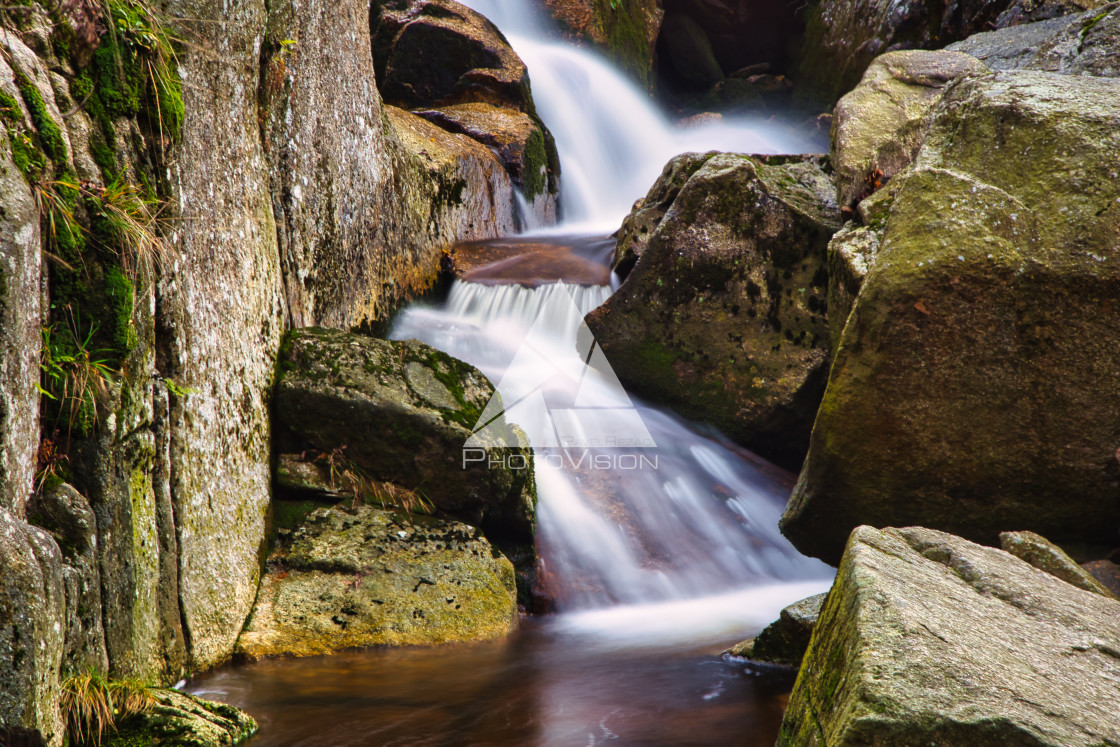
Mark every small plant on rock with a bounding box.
[60,670,157,746]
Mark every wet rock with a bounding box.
[107,688,257,746]
[725,593,826,667]
[780,526,1120,746]
[782,71,1120,564]
[236,505,518,659]
[416,102,559,205]
[542,0,664,88]
[372,0,532,111]
[795,0,1106,107]
[0,508,66,747]
[831,50,986,210]
[275,328,535,542]
[1000,530,1120,600]
[587,153,841,470]
[1083,559,1120,598]
[26,484,110,676]
[660,13,724,89]
[948,2,1120,77]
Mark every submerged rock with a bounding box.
[780,526,1120,746]
[236,505,518,659]
[725,593,826,668]
[783,70,1120,563]
[107,689,257,747]
[1000,530,1120,600]
[274,328,535,542]
[587,153,841,470]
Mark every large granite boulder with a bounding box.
[274,328,535,541]
[796,0,1107,106]
[542,0,664,88]
[0,508,65,747]
[782,70,1120,564]
[235,505,518,659]
[586,153,841,470]
[831,50,986,210]
[780,526,1120,745]
[948,2,1120,77]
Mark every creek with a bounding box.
[186,2,832,743]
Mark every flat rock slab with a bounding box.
[108,689,257,746]
[781,526,1120,746]
[236,505,517,659]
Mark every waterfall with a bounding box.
[461,0,819,233]
[391,2,832,628]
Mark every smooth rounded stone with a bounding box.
[274,328,535,542]
[415,103,559,203]
[235,505,518,659]
[782,71,1120,564]
[660,13,724,88]
[107,689,257,747]
[831,50,986,210]
[587,153,841,471]
[26,484,110,676]
[372,0,531,111]
[1000,530,1120,600]
[780,526,1120,746]
[0,508,65,747]
[724,593,826,667]
[948,3,1120,77]
[1082,559,1120,598]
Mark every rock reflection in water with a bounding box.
[186,619,791,746]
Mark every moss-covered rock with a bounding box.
[780,526,1120,745]
[0,507,66,747]
[586,153,841,470]
[725,592,825,668]
[999,530,1120,600]
[275,328,535,541]
[782,71,1120,564]
[107,688,256,746]
[948,2,1120,77]
[543,0,664,89]
[416,103,559,204]
[831,50,986,210]
[235,504,518,659]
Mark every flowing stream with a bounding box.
[185,3,832,744]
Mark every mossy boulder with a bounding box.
[659,13,724,89]
[948,2,1120,77]
[235,504,518,659]
[542,0,664,89]
[586,153,841,470]
[107,688,257,746]
[782,70,1120,564]
[831,50,986,210]
[416,102,559,204]
[275,328,535,541]
[725,592,826,668]
[999,530,1119,600]
[795,0,1105,108]
[780,526,1120,746]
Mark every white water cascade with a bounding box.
[392,1,833,640]
[462,0,819,232]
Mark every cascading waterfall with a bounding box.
[393,1,832,633]
[462,0,820,232]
